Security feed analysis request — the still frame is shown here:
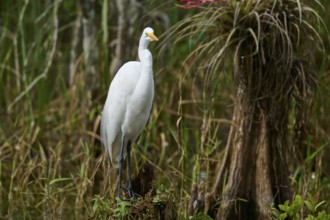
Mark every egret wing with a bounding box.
[101,61,141,167]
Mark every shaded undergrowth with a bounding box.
[0,0,330,219]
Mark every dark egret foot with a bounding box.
[128,187,137,200]
[118,185,136,201]
[117,194,123,201]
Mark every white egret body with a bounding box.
[101,27,158,199]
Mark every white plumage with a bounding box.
[100,27,158,199]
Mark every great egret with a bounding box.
[101,27,158,200]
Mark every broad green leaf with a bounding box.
[92,200,99,213]
[304,201,315,213]
[280,212,288,220]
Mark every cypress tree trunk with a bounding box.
[110,0,141,76]
[79,0,99,95]
[191,57,295,219]
[213,58,293,219]
[182,0,320,219]
[212,89,292,219]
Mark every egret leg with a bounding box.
[117,133,125,200]
[127,141,136,199]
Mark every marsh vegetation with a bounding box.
[0,0,330,219]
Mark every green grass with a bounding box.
[0,0,330,219]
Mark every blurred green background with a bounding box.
[0,0,329,218]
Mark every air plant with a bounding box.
[175,0,326,76]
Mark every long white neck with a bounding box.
[138,37,150,61]
[139,51,153,82]
[133,46,154,111]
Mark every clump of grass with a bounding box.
[174,0,326,73]
[171,0,329,218]
[172,0,328,167]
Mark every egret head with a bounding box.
[144,27,159,42]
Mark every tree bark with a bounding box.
[69,12,82,86]
[79,0,99,98]
[214,64,292,219]
[190,58,293,219]
[110,0,140,76]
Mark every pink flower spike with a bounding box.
[178,0,216,9]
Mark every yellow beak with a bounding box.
[146,32,159,41]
